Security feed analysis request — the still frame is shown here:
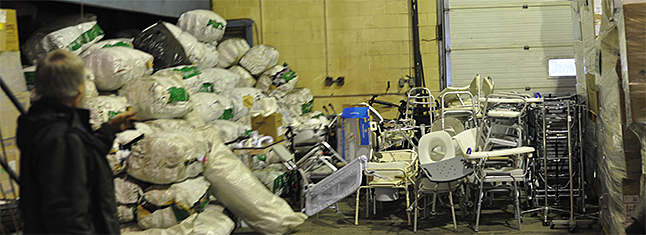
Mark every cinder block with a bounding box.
[296,58,327,72]
[294,44,326,59]
[387,27,410,41]
[265,19,293,33]
[387,54,411,69]
[384,1,409,14]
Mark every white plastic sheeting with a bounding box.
[205,120,251,144]
[239,45,280,75]
[216,38,250,68]
[23,20,104,64]
[197,42,220,69]
[256,65,299,97]
[199,68,240,94]
[177,10,227,43]
[83,46,154,91]
[284,88,314,116]
[114,177,144,205]
[119,71,191,120]
[126,214,196,235]
[193,205,235,235]
[83,68,99,99]
[158,66,205,94]
[204,136,307,234]
[84,95,130,130]
[192,93,235,124]
[127,131,207,184]
[219,87,267,121]
[118,205,137,223]
[80,38,133,58]
[229,66,256,87]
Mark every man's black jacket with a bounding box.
[16,100,120,234]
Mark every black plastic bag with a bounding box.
[133,22,190,71]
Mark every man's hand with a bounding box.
[108,110,139,132]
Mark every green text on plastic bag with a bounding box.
[107,111,122,122]
[301,99,314,114]
[173,66,202,79]
[197,83,214,93]
[207,19,225,30]
[67,24,104,52]
[279,69,297,81]
[218,108,234,120]
[167,87,189,104]
[102,41,131,48]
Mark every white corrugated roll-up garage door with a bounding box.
[445,0,577,95]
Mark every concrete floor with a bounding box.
[233,195,602,234]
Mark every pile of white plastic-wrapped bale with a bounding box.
[20,9,323,234]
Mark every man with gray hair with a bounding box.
[16,49,137,234]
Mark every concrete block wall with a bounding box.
[213,0,439,118]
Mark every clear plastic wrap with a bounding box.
[127,131,207,184]
[199,68,240,94]
[216,38,250,68]
[84,95,130,130]
[239,45,280,75]
[22,14,104,64]
[177,10,227,43]
[80,38,133,58]
[193,204,235,235]
[136,177,210,229]
[229,65,256,87]
[203,136,307,234]
[119,70,191,120]
[197,42,220,70]
[114,177,144,205]
[284,88,314,116]
[256,65,299,98]
[622,2,646,125]
[133,22,191,71]
[83,46,154,91]
[192,93,235,123]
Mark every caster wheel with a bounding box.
[569,226,578,233]
[520,219,524,223]
[550,224,555,229]
[543,221,550,226]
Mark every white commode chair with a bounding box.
[415,131,474,232]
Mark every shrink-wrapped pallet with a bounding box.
[239,45,280,75]
[22,14,104,64]
[83,46,154,91]
[127,131,207,184]
[119,71,191,120]
[177,10,227,43]
[256,64,299,97]
[136,177,210,229]
[229,65,256,87]
[84,95,130,130]
[216,38,250,68]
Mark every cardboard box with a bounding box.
[337,107,372,162]
[1,91,30,139]
[0,9,19,52]
[251,113,285,143]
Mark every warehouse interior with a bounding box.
[0,0,644,234]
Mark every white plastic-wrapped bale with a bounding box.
[118,205,137,223]
[177,10,227,43]
[84,95,130,130]
[119,71,191,120]
[197,42,219,69]
[199,68,239,94]
[80,38,133,58]
[136,176,211,229]
[204,136,307,234]
[216,38,250,68]
[22,14,104,64]
[106,150,130,175]
[239,45,280,75]
[256,64,299,97]
[193,205,235,235]
[84,46,154,91]
[145,119,195,132]
[83,68,99,99]
[206,120,251,144]
[162,22,206,67]
[229,65,256,87]
[220,87,267,121]
[114,177,144,205]
[284,88,314,116]
[192,93,235,124]
[157,65,204,94]
[127,131,207,184]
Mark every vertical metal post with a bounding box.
[411,0,425,87]
[567,102,575,226]
[543,103,549,223]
